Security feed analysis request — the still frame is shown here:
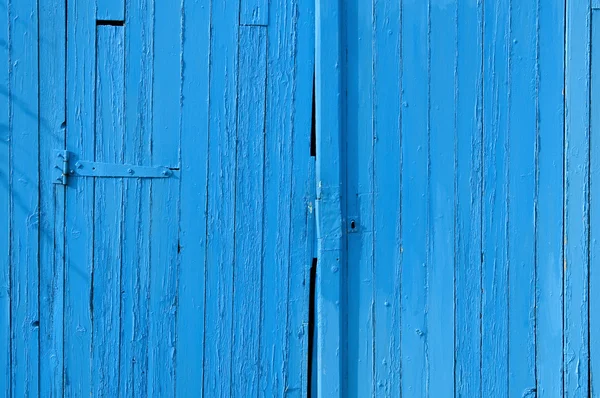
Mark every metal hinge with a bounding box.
[53,150,174,185]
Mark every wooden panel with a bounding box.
[240,0,268,26]
[97,0,124,22]
[592,10,600,398]
[429,2,456,396]
[315,0,343,395]
[175,0,209,394]
[39,0,66,394]
[119,0,153,395]
[536,2,565,396]
[65,0,96,394]
[203,0,239,395]
[400,0,428,395]
[565,2,591,397]
[92,26,124,397]
[455,1,483,396]
[372,1,401,396]
[0,0,10,392]
[147,0,180,395]
[482,0,509,394]
[345,0,374,394]
[9,0,40,393]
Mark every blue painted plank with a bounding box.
[119,1,153,396]
[428,1,456,396]
[0,0,10,392]
[65,0,96,394]
[536,2,565,396]
[508,0,537,395]
[203,0,238,394]
[260,0,314,393]
[594,0,600,10]
[400,0,429,395]
[147,0,181,395]
[345,0,374,394]
[231,25,266,398]
[97,0,124,22]
[482,0,509,394]
[285,1,316,392]
[315,0,343,395]
[565,1,591,397]
[454,0,483,396]
[175,0,209,395]
[92,26,124,397]
[119,0,153,395]
[592,10,600,398]
[38,0,66,394]
[8,0,40,393]
[372,0,401,395]
[240,0,267,26]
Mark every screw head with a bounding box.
[128,168,134,175]
[162,169,171,177]
[75,162,83,169]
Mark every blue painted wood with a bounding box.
[148,0,180,394]
[92,26,124,397]
[344,0,374,394]
[429,1,456,396]
[38,0,66,395]
[240,0,268,26]
[592,10,600,398]
[8,0,40,393]
[231,25,267,398]
[455,1,483,396]
[119,0,153,395]
[482,0,509,394]
[315,0,344,395]
[97,0,124,22]
[65,0,96,395]
[372,0,401,396]
[175,0,209,395]
[536,2,565,396]
[565,1,591,397]
[508,0,537,396]
[0,0,10,392]
[203,0,238,395]
[400,0,429,395]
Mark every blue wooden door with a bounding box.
[2,0,315,396]
[314,0,596,397]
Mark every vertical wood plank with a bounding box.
[119,0,153,395]
[0,0,10,392]
[147,0,180,395]
[564,1,591,397]
[92,26,124,398]
[97,0,124,22]
[372,0,401,395]
[345,0,374,394]
[315,0,344,395]
[174,0,209,395]
[8,0,40,393]
[507,0,537,395]
[536,1,565,396]
[400,0,429,395]
[285,0,315,393]
[591,10,600,398]
[428,1,456,396]
[231,25,266,398]
[39,0,66,394]
[240,0,268,26]
[455,0,483,396]
[203,0,239,394]
[482,0,509,394]
[65,0,96,394]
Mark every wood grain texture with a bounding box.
[8,0,40,393]
[97,0,124,22]
[38,0,66,395]
[536,2,565,396]
[240,0,268,26]
[0,0,10,393]
[565,1,591,397]
[592,10,600,398]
